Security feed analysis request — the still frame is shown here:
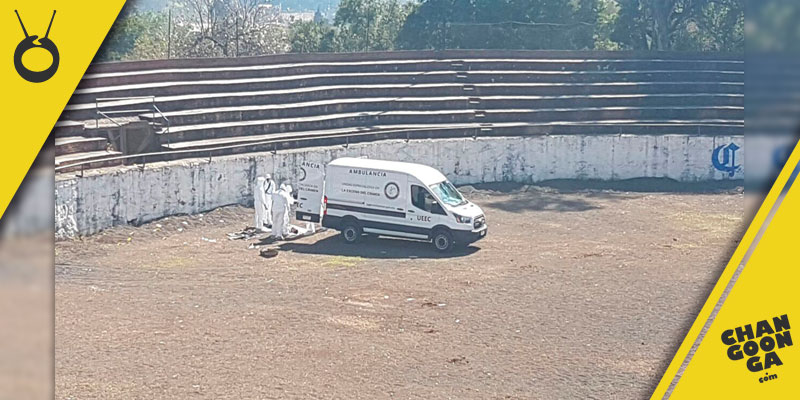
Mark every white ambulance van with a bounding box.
[296,157,487,251]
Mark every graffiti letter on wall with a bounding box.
[713,143,741,178]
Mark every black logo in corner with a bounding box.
[14,10,59,83]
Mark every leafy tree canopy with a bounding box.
[103,0,745,60]
[611,0,743,51]
[395,0,600,50]
[289,0,413,52]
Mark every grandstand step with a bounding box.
[55,150,123,173]
[135,94,742,126]
[77,58,743,89]
[63,82,743,121]
[53,120,85,138]
[68,70,743,105]
[155,121,743,158]
[156,107,743,142]
[66,82,744,120]
[55,136,109,156]
[85,50,742,72]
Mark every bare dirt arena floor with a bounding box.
[55,182,744,399]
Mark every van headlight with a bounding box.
[453,214,472,224]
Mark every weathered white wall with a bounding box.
[55,134,743,238]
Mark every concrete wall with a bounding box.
[55,134,744,239]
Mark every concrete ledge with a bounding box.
[142,95,743,127]
[63,82,745,120]
[85,50,744,74]
[69,70,743,105]
[55,134,744,239]
[77,58,744,89]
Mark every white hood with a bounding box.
[447,201,484,219]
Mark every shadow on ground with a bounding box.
[463,178,744,194]
[275,233,480,260]
[463,178,743,214]
[483,191,604,213]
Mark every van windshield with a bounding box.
[429,181,466,207]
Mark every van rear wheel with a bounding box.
[341,220,362,244]
[432,229,454,252]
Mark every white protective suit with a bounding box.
[253,177,268,232]
[270,184,293,239]
[263,174,276,228]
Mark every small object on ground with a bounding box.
[256,236,277,245]
[259,248,278,258]
[201,237,217,243]
[228,227,267,241]
[273,224,317,241]
[447,356,468,365]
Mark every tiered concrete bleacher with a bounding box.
[56,50,743,171]
[54,120,122,172]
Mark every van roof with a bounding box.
[329,157,447,186]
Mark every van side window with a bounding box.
[411,185,445,215]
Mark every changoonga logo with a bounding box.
[721,314,793,383]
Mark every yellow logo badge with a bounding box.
[0,1,126,220]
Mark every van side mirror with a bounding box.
[431,202,446,215]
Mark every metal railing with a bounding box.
[95,96,170,133]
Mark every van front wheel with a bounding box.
[432,229,454,252]
[341,220,362,244]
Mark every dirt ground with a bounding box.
[55,182,744,399]
[0,234,53,400]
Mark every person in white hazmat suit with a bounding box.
[263,174,276,227]
[253,177,268,232]
[253,175,277,232]
[270,183,294,240]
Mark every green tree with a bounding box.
[96,6,169,61]
[594,0,622,50]
[98,0,293,60]
[173,0,289,57]
[289,20,335,52]
[746,0,800,52]
[333,0,413,51]
[396,0,599,50]
[611,0,743,51]
[289,0,413,53]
